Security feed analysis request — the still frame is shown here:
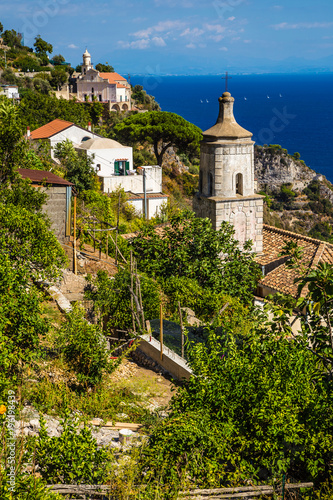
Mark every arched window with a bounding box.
[91,87,94,94]
[236,173,243,195]
[208,172,213,196]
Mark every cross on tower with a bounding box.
[222,71,232,92]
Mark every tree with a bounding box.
[13,54,41,72]
[131,210,261,305]
[96,62,114,72]
[0,22,3,35]
[51,54,65,65]
[19,91,91,129]
[33,76,52,94]
[140,326,333,491]
[53,139,97,192]
[114,111,202,167]
[50,66,68,90]
[2,29,22,48]
[34,35,53,66]
[0,97,25,183]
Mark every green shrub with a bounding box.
[58,304,117,387]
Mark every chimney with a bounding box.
[88,121,91,132]
[27,126,31,138]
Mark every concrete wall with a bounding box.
[39,185,70,243]
[102,166,162,194]
[127,196,168,219]
[137,334,193,381]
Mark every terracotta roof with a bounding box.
[99,72,127,84]
[18,168,73,186]
[256,224,333,297]
[30,119,74,139]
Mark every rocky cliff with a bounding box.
[254,144,318,192]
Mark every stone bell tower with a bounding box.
[193,91,263,253]
[82,48,92,74]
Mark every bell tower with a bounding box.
[82,48,92,74]
[193,91,263,253]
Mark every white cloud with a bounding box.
[209,34,225,42]
[68,44,78,49]
[118,39,150,49]
[186,43,196,49]
[152,36,167,47]
[219,46,228,51]
[272,21,333,30]
[180,27,205,37]
[227,16,235,21]
[243,39,251,43]
[204,23,226,34]
[272,5,283,9]
[132,19,186,39]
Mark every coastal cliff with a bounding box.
[253,144,333,241]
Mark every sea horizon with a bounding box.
[131,73,333,184]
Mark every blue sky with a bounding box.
[2,0,333,74]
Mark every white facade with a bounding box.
[0,85,19,99]
[76,137,133,176]
[102,165,162,194]
[75,48,132,110]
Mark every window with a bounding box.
[91,87,94,94]
[97,164,101,171]
[99,94,102,101]
[236,173,243,195]
[81,136,91,142]
[114,160,130,176]
[120,95,123,102]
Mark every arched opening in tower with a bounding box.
[236,173,243,195]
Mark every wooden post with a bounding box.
[93,217,96,252]
[73,196,77,275]
[160,302,163,361]
[178,301,184,358]
[115,191,121,266]
[130,251,135,332]
[105,226,108,260]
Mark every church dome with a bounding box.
[83,48,91,57]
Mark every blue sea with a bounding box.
[131,74,333,183]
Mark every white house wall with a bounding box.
[126,197,168,219]
[102,166,162,194]
[49,127,99,159]
[85,147,133,175]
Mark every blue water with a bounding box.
[131,74,333,183]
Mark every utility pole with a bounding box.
[143,168,147,220]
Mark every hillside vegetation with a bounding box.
[0,36,332,497]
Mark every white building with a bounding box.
[30,119,167,219]
[0,84,19,99]
[76,137,134,175]
[74,49,132,111]
[30,119,100,160]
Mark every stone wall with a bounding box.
[40,185,69,242]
